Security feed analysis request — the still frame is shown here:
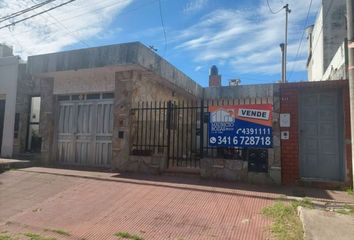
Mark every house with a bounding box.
[0,41,351,188]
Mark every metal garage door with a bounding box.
[57,94,113,167]
[299,90,344,181]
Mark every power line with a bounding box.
[0,0,77,30]
[158,0,167,54]
[288,0,313,81]
[266,0,283,14]
[0,0,153,38]
[0,0,57,23]
[29,0,90,48]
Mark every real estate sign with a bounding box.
[208,104,273,148]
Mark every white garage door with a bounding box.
[57,93,113,167]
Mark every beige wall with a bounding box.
[53,69,115,95]
[132,74,197,104]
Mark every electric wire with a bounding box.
[0,0,154,38]
[0,0,57,22]
[266,0,283,14]
[30,0,90,48]
[158,0,167,54]
[0,0,77,30]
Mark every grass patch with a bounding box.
[44,229,70,236]
[262,201,304,240]
[293,198,314,209]
[346,188,354,196]
[114,232,144,240]
[24,233,56,240]
[0,234,14,240]
[336,204,354,216]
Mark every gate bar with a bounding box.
[166,101,172,168]
[176,100,180,167]
[199,100,204,159]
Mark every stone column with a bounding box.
[112,70,139,170]
[269,84,282,184]
[39,77,55,165]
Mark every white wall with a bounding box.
[309,7,324,81]
[0,56,19,157]
[308,0,347,81]
[322,41,347,80]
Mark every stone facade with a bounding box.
[112,70,197,172]
[39,77,55,165]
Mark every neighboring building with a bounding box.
[307,0,348,81]
[208,65,221,87]
[0,44,25,157]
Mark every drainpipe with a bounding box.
[346,0,354,188]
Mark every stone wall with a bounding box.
[14,67,41,155]
[112,70,197,172]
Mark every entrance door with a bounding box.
[0,100,5,155]
[57,96,113,167]
[299,90,343,181]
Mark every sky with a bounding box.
[0,0,322,87]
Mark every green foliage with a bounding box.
[0,234,14,240]
[114,232,144,240]
[24,233,56,240]
[346,188,354,196]
[336,204,354,216]
[44,229,70,236]
[262,201,303,240]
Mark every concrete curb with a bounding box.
[297,206,307,240]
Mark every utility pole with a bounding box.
[346,0,354,188]
[284,4,291,83]
[280,43,285,83]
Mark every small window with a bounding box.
[27,97,41,152]
[58,95,70,101]
[71,95,81,100]
[86,93,100,100]
[102,92,114,99]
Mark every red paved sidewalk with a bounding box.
[0,167,353,240]
[0,168,277,240]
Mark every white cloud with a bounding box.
[174,0,321,75]
[0,0,134,58]
[183,0,208,14]
[194,65,203,71]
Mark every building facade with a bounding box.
[0,41,350,188]
[307,0,348,81]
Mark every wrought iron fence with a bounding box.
[130,99,271,172]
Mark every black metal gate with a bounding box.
[131,99,269,172]
[130,100,203,168]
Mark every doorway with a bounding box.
[27,96,41,152]
[299,90,344,181]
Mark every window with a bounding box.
[27,97,41,152]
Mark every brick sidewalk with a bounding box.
[0,168,353,240]
[0,168,278,240]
